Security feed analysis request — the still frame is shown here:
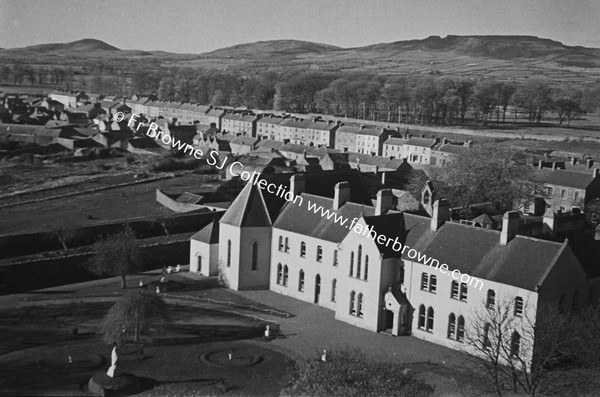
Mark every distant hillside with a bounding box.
[19,38,119,52]
[202,39,342,58]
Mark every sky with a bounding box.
[1,0,600,53]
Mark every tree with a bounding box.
[552,88,582,126]
[101,291,169,344]
[44,225,86,251]
[464,295,573,396]
[284,347,433,396]
[443,145,539,211]
[88,226,142,289]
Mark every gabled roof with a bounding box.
[273,193,376,243]
[220,182,272,227]
[231,136,259,146]
[405,137,437,148]
[542,169,596,189]
[191,217,220,244]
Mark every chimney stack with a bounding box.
[587,158,594,169]
[543,208,556,237]
[430,199,451,231]
[375,189,393,216]
[290,174,306,196]
[537,160,543,170]
[594,168,599,178]
[381,172,387,185]
[500,211,520,245]
[570,157,577,166]
[552,162,558,170]
[333,181,351,210]
[442,137,448,145]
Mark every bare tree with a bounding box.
[464,295,572,396]
[101,291,169,344]
[44,225,85,251]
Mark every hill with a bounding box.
[18,38,119,53]
[202,39,341,58]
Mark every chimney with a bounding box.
[396,127,401,133]
[570,157,577,166]
[537,160,543,170]
[360,124,366,130]
[500,211,520,245]
[406,133,411,139]
[381,172,386,185]
[594,168,600,178]
[430,199,451,231]
[442,137,448,145]
[375,189,393,216]
[333,181,351,210]
[552,162,558,170]
[543,208,556,236]
[290,174,306,196]
[587,159,594,169]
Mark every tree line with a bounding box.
[2,63,600,126]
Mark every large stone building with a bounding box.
[189,171,595,363]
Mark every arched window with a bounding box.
[331,279,337,302]
[364,256,369,280]
[483,323,491,348]
[426,307,434,331]
[357,293,363,317]
[284,237,289,253]
[283,265,289,286]
[510,331,521,357]
[316,245,323,262]
[451,281,459,299]
[420,273,429,290]
[350,291,356,315]
[487,289,496,309]
[357,245,362,278]
[300,241,306,257]
[298,269,305,292]
[418,305,426,329]
[457,316,465,342]
[514,296,524,316]
[276,263,282,285]
[251,242,258,270]
[447,313,456,339]
[227,240,231,267]
[429,275,437,293]
[278,236,283,251]
[459,283,468,301]
[350,252,354,277]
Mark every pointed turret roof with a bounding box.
[220,182,272,227]
[191,217,220,244]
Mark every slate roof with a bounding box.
[404,138,437,148]
[384,138,406,146]
[223,113,259,122]
[337,124,383,136]
[231,136,259,146]
[191,217,221,244]
[273,194,376,243]
[256,139,285,151]
[206,109,226,117]
[542,170,595,189]
[405,219,566,291]
[220,182,272,227]
[257,115,286,126]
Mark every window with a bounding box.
[421,273,429,290]
[350,252,354,277]
[457,316,465,342]
[451,281,459,299]
[298,270,305,292]
[227,240,231,267]
[510,331,521,357]
[418,305,426,329]
[561,189,567,199]
[447,313,456,339]
[284,237,289,253]
[283,265,289,286]
[278,236,284,251]
[300,242,306,257]
[426,307,434,331]
[333,250,338,267]
[364,256,369,280]
[357,293,363,317]
[429,275,437,293]
[483,323,491,348]
[331,279,337,302]
[459,283,468,301]
[251,242,258,271]
[276,263,282,285]
[545,186,554,197]
[316,246,323,262]
[357,245,362,278]
[487,289,496,309]
[574,190,580,201]
[350,291,356,315]
[523,202,530,214]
